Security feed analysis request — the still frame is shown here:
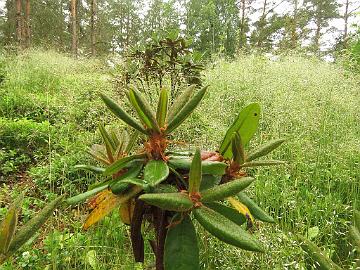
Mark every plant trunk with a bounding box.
[90,0,96,56]
[24,0,30,48]
[130,199,145,262]
[70,0,77,56]
[15,0,22,48]
[153,207,168,270]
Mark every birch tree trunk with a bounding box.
[16,0,22,48]
[90,0,97,56]
[70,0,77,56]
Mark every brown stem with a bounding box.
[130,199,145,262]
[153,207,168,270]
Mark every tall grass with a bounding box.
[0,51,359,269]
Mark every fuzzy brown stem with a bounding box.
[130,199,145,262]
[153,207,168,270]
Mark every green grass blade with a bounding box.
[100,93,147,134]
[168,84,196,122]
[166,85,208,134]
[246,139,286,162]
[189,148,202,194]
[156,88,169,128]
[219,103,260,159]
[164,215,200,270]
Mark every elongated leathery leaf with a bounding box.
[232,132,245,165]
[168,158,227,175]
[237,192,275,223]
[206,202,246,226]
[219,103,260,159]
[156,88,169,128]
[166,86,208,134]
[200,175,221,191]
[168,84,196,122]
[164,215,199,270]
[100,93,147,134]
[83,186,142,230]
[66,185,108,205]
[240,160,285,168]
[139,193,193,212]
[201,177,254,203]
[194,206,263,252]
[144,160,169,187]
[74,165,105,174]
[349,226,360,252]
[227,197,254,225]
[246,139,285,162]
[9,195,64,254]
[0,195,22,254]
[128,88,160,133]
[98,124,116,161]
[297,235,342,270]
[189,148,202,194]
[104,154,146,176]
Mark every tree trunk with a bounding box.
[343,0,349,47]
[15,0,22,48]
[90,0,96,56]
[70,0,77,56]
[256,0,267,47]
[239,0,246,48]
[24,0,30,48]
[314,16,321,53]
[291,0,298,49]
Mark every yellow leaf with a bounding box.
[87,189,112,210]
[119,199,135,225]
[83,186,142,230]
[227,197,254,227]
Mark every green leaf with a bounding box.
[168,158,227,175]
[100,93,147,134]
[125,130,139,154]
[189,149,202,194]
[232,132,245,165]
[166,86,208,134]
[206,202,246,226]
[9,196,65,255]
[240,160,286,168]
[237,192,275,223]
[139,193,193,212]
[66,185,108,205]
[199,175,221,191]
[349,226,360,252]
[219,103,260,159]
[0,196,22,254]
[193,206,263,252]
[144,160,169,187]
[156,88,169,128]
[98,124,116,161]
[297,235,342,270]
[246,139,286,162]
[201,177,254,203]
[74,165,105,174]
[128,88,160,133]
[103,154,146,176]
[164,215,199,270]
[121,178,147,188]
[168,84,196,122]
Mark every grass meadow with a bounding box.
[0,50,359,269]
